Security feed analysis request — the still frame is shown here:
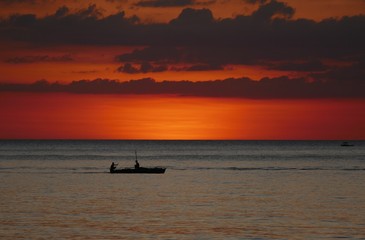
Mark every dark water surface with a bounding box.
[1,140,364,239]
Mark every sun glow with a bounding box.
[1,93,364,140]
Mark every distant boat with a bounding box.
[109,150,166,174]
[341,142,354,147]
[110,167,166,174]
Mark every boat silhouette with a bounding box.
[110,167,166,174]
[110,151,166,174]
[341,141,354,147]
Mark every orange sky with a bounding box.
[1,93,364,140]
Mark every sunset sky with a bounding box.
[0,0,364,140]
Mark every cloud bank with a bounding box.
[134,0,195,7]
[0,0,363,98]
[1,75,363,99]
[0,1,363,64]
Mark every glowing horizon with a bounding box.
[1,93,364,140]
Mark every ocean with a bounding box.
[0,140,364,239]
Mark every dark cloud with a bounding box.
[139,62,168,72]
[117,63,139,74]
[244,0,268,4]
[105,0,128,3]
[195,0,216,6]
[252,0,294,20]
[5,55,73,64]
[117,47,183,63]
[134,0,215,7]
[268,60,328,72]
[55,6,70,17]
[0,5,140,45]
[117,62,168,73]
[170,7,214,25]
[113,5,364,67]
[117,62,225,73]
[1,2,364,62]
[0,0,37,4]
[76,4,103,18]
[173,63,224,71]
[135,0,195,7]
[1,74,363,99]
[117,61,223,73]
[310,60,365,86]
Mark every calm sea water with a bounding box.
[0,140,364,239]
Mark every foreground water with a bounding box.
[0,140,364,239]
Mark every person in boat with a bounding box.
[110,162,118,172]
[135,160,140,169]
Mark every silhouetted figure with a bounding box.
[135,160,140,169]
[110,162,118,172]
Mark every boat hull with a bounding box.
[341,142,354,147]
[110,167,166,174]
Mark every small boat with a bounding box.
[341,142,354,147]
[109,150,166,174]
[110,167,166,174]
